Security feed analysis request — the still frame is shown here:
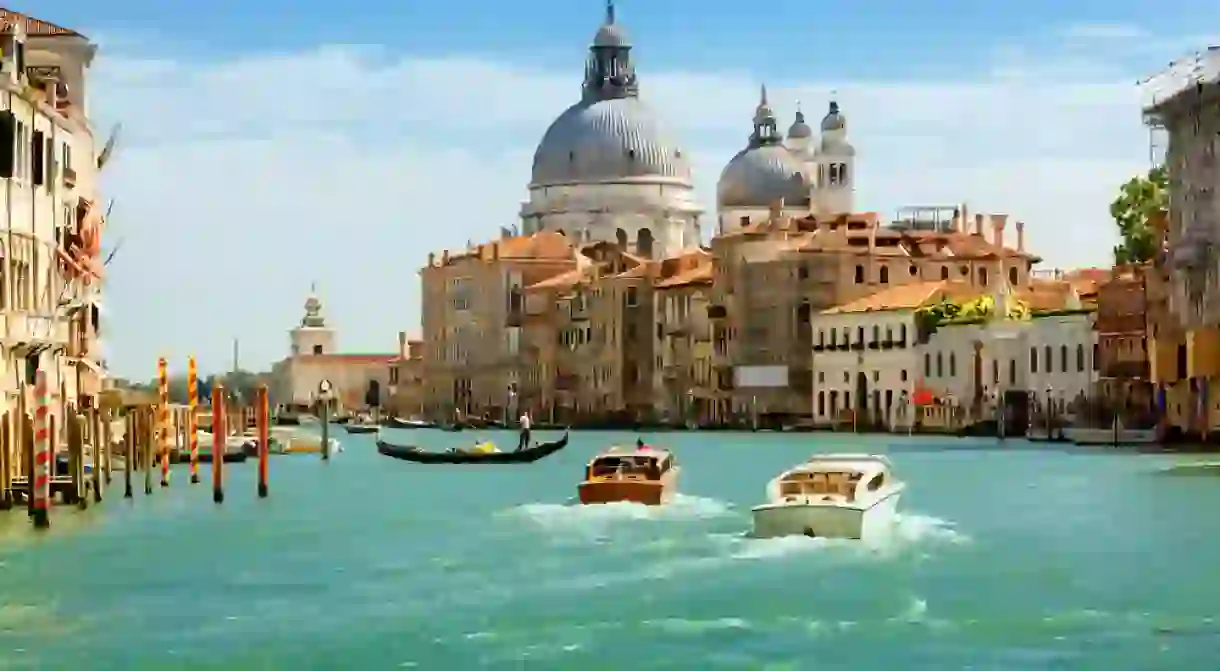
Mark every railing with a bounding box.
[1101,360,1149,379]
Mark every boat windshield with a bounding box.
[779,470,863,498]
[590,455,661,478]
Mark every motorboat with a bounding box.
[578,445,678,506]
[1063,422,1158,446]
[751,453,904,540]
[270,427,342,455]
[385,417,435,429]
[343,422,380,434]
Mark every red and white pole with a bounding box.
[32,370,50,529]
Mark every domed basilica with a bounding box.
[518,1,856,256]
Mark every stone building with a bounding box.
[1142,47,1220,439]
[268,288,397,413]
[387,332,424,419]
[0,11,106,437]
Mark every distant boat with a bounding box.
[385,417,435,429]
[376,431,568,465]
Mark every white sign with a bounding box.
[318,379,334,397]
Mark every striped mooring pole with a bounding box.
[188,357,199,484]
[32,370,50,529]
[158,357,170,487]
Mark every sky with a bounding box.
[23,0,1218,378]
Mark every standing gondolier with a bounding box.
[517,411,532,451]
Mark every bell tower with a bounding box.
[289,283,335,357]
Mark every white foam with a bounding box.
[729,512,969,560]
[504,494,734,530]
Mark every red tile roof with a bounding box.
[0,8,82,38]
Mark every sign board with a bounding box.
[733,365,789,389]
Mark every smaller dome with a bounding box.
[788,109,812,139]
[593,21,628,47]
[822,100,846,132]
[717,144,810,208]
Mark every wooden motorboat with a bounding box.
[578,445,678,506]
[376,431,568,464]
[344,423,380,434]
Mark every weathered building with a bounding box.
[387,333,424,419]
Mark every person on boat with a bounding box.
[516,411,532,451]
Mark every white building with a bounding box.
[0,12,106,424]
[519,2,702,258]
[812,279,1098,429]
[916,282,1098,414]
[717,89,856,234]
[810,282,949,428]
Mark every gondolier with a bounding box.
[517,411,532,451]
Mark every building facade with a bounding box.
[268,289,396,413]
[387,332,424,419]
[1142,47,1220,439]
[0,11,106,448]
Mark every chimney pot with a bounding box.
[441,250,450,264]
[1015,221,1025,252]
[990,213,1008,248]
[398,331,408,358]
[427,252,435,266]
[974,213,985,236]
[492,242,500,260]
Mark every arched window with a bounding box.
[1008,359,1016,385]
[940,266,949,280]
[1009,267,1018,284]
[924,352,932,377]
[979,267,989,286]
[879,266,889,284]
[1060,345,1068,372]
[936,352,944,377]
[949,353,956,377]
[854,265,864,283]
[899,324,907,343]
[1076,344,1085,371]
[817,391,825,416]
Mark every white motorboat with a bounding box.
[751,453,905,540]
[269,427,342,455]
[1063,423,1158,446]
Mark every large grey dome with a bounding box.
[717,144,809,208]
[530,97,691,187]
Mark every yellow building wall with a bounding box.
[1186,327,1220,379]
[1149,337,1181,385]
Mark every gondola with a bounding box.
[344,424,380,434]
[384,417,436,429]
[376,431,569,464]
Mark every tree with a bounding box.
[1110,165,1168,264]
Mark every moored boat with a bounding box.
[271,427,343,454]
[1063,422,1158,446]
[385,417,435,429]
[578,444,678,506]
[344,423,380,434]
[751,454,904,540]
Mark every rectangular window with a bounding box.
[31,130,44,186]
[0,112,13,179]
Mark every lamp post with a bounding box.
[687,388,695,429]
[1044,383,1054,440]
[318,379,333,461]
[506,384,516,427]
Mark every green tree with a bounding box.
[1110,165,1168,264]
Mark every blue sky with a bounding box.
[21,1,1216,378]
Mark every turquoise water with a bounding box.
[2,430,1219,669]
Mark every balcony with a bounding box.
[707,305,727,319]
[867,341,880,350]
[63,167,77,189]
[665,322,689,337]
[2,314,69,349]
[850,342,864,351]
[1101,360,1149,380]
[880,339,894,349]
[812,343,825,352]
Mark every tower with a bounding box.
[290,284,335,357]
[814,99,856,215]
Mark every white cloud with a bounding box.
[1057,23,1148,41]
[90,31,1175,377]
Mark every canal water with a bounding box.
[1,430,1218,669]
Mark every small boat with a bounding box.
[751,454,904,540]
[271,427,343,454]
[344,423,380,434]
[578,445,679,506]
[441,424,464,433]
[385,417,435,429]
[376,431,568,464]
[1063,422,1158,446]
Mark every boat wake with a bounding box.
[503,494,734,530]
[730,512,969,560]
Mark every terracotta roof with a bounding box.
[655,263,712,288]
[295,354,396,364]
[822,280,975,315]
[495,231,574,259]
[527,266,593,291]
[1016,280,1079,312]
[0,8,82,37]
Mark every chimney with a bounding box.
[427,252,435,266]
[492,242,500,261]
[990,214,1008,248]
[973,213,985,236]
[398,331,408,358]
[950,210,960,233]
[441,250,449,265]
[960,203,969,233]
[1015,221,1025,253]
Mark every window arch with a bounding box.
[940,266,949,280]
[879,266,889,284]
[1076,343,1085,371]
[1060,345,1068,372]
[854,265,864,283]
[936,352,944,377]
[979,267,989,286]
[1008,267,1018,284]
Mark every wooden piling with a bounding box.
[188,358,199,483]
[256,385,269,498]
[0,410,11,511]
[157,358,170,487]
[143,406,153,495]
[32,371,50,529]
[123,411,134,498]
[102,408,113,486]
[69,411,88,510]
[212,384,225,504]
[90,410,103,503]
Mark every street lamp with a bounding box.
[687,388,695,429]
[318,379,334,461]
[1044,383,1054,439]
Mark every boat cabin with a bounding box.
[586,448,674,482]
[777,456,891,503]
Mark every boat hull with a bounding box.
[751,490,900,540]
[578,470,677,506]
[1064,427,1159,445]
